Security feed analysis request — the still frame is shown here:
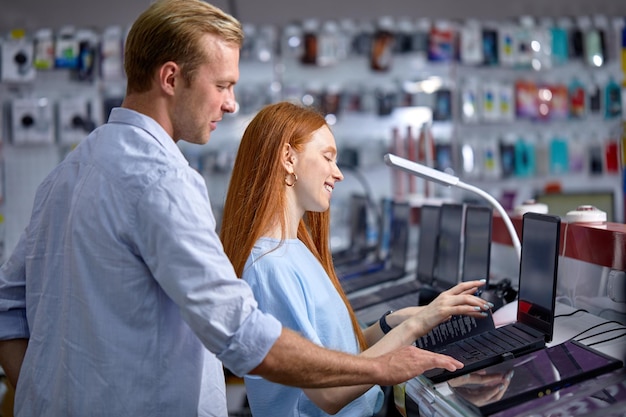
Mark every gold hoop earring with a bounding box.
[285,173,297,187]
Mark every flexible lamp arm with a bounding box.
[383,153,522,260]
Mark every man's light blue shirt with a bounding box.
[0,108,281,416]
[243,238,384,417]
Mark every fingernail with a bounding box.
[483,304,490,310]
[480,312,488,317]
[480,279,487,282]
[474,306,482,311]
[498,383,505,391]
[507,370,515,380]
[487,302,495,308]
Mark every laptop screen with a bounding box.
[388,202,410,269]
[347,194,369,252]
[461,205,492,284]
[416,205,441,284]
[433,204,464,290]
[517,212,561,341]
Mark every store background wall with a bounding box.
[1,0,625,261]
[4,0,626,32]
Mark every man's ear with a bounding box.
[158,61,179,95]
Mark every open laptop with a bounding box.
[417,203,465,305]
[353,204,493,324]
[335,198,390,280]
[340,200,411,294]
[418,212,562,383]
[350,204,442,324]
[460,204,493,289]
[332,194,377,267]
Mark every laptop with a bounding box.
[340,200,411,294]
[350,204,442,324]
[460,205,493,290]
[450,340,623,415]
[332,194,377,267]
[353,204,493,324]
[417,203,465,305]
[418,212,562,383]
[335,198,390,280]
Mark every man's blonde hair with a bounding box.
[124,0,243,93]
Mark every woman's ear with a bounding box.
[282,143,295,172]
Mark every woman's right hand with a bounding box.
[401,280,492,337]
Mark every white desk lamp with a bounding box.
[384,153,522,261]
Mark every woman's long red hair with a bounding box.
[220,101,367,351]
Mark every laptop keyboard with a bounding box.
[424,323,545,383]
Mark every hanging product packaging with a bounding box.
[585,15,607,67]
[394,17,414,54]
[352,20,374,56]
[499,134,516,178]
[568,133,586,173]
[549,136,569,175]
[568,78,587,119]
[552,18,571,66]
[604,137,620,174]
[337,19,356,60]
[435,142,454,173]
[498,22,516,66]
[514,135,536,177]
[301,19,319,65]
[317,21,340,66]
[549,82,569,120]
[498,82,515,121]
[255,25,277,63]
[515,16,534,68]
[481,82,500,122]
[280,23,303,60]
[535,134,550,177]
[588,134,605,175]
[1,29,36,82]
[432,89,452,121]
[515,79,538,119]
[533,17,553,70]
[428,20,455,62]
[75,29,97,82]
[570,18,586,60]
[33,28,55,70]
[411,18,431,56]
[461,137,481,179]
[482,136,501,179]
[100,26,124,81]
[536,82,554,121]
[459,19,483,65]
[482,24,499,66]
[587,77,603,116]
[604,78,622,119]
[370,16,395,71]
[54,26,79,69]
[460,78,480,123]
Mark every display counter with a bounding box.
[396,303,626,416]
[396,211,626,416]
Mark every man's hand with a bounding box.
[373,345,463,386]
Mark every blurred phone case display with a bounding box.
[0,13,624,257]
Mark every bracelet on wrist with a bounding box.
[379,310,394,334]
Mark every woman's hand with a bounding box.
[382,280,491,340]
[414,280,492,333]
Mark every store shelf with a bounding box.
[492,213,626,270]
